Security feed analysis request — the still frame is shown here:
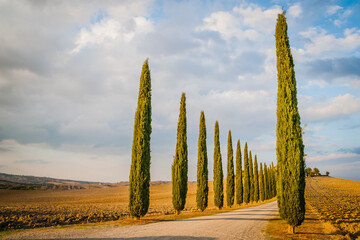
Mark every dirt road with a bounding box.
[5,201,278,240]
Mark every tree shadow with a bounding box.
[181,217,272,221]
[28,237,216,240]
[217,213,276,217]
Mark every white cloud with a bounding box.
[297,27,360,57]
[288,3,302,18]
[326,5,343,16]
[198,11,241,40]
[307,153,360,162]
[197,4,281,40]
[71,16,152,54]
[342,9,352,18]
[301,94,360,122]
[233,4,282,34]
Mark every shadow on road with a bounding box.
[181,217,272,221]
[26,237,216,240]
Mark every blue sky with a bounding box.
[0,0,359,182]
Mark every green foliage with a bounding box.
[306,167,312,177]
[197,111,208,211]
[264,163,269,200]
[275,12,305,227]
[129,59,152,219]
[249,151,254,202]
[235,140,243,204]
[259,162,265,201]
[271,163,277,198]
[213,121,224,209]
[253,155,259,202]
[172,93,188,214]
[226,130,235,207]
[268,165,274,199]
[243,142,250,204]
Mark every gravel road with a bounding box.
[5,201,278,240]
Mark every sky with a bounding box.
[0,0,360,182]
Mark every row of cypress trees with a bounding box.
[127,60,277,219]
[173,96,277,212]
[239,143,276,205]
[129,13,305,232]
[128,58,278,219]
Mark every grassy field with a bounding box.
[0,181,274,231]
[266,177,360,240]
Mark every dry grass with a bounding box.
[265,177,360,240]
[0,181,274,232]
[265,203,340,240]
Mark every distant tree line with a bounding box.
[306,167,330,177]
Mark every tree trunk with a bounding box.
[288,225,295,234]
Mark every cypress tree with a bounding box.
[271,163,277,198]
[226,130,235,207]
[243,142,250,204]
[272,163,277,197]
[172,93,188,214]
[235,140,243,204]
[254,155,259,202]
[269,163,274,198]
[249,151,254,202]
[213,121,224,209]
[266,165,271,199]
[260,162,265,201]
[264,163,268,200]
[275,12,305,233]
[129,59,152,219]
[268,166,273,199]
[196,111,208,211]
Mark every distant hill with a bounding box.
[0,172,112,190]
[0,172,99,185]
[0,172,170,190]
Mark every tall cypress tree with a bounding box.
[264,163,268,200]
[226,130,235,207]
[260,162,265,201]
[249,151,254,202]
[129,59,152,219]
[235,140,243,205]
[243,142,250,204]
[254,155,259,202]
[275,12,305,233]
[197,111,208,211]
[268,166,273,199]
[272,162,277,197]
[172,93,188,214]
[213,121,224,209]
[266,165,271,199]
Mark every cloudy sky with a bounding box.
[1,0,360,182]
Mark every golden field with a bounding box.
[266,177,360,240]
[306,177,360,239]
[0,181,273,231]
